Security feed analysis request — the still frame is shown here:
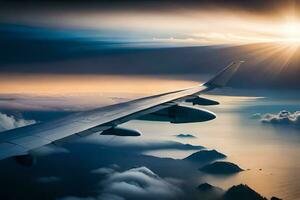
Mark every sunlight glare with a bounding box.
[281,21,300,43]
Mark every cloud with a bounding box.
[85,137,204,152]
[91,167,115,175]
[58,166,183,200]
[254,110,300,127]
[251,113,262,119]
[0,112,36,132]
[91,164,120,175]
[98,166,183,200]
[0,1,289,16]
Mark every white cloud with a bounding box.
[0,112,36,132]
[91,167,116,175]
[251,113,262,119]
[59,166,182,200]
[255,110,300,126]
[98,166,183,200]
[91,164,120,175]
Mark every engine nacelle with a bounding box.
[101,127,141,136]
[186,96,219,106]
[138,105,216,123]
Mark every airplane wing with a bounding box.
[0,61,243,161]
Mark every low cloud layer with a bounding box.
[0,112,36,132]
[60,166,183,200]
[253,110,300,127]
[98,166,183,200]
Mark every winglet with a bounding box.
[204,61,244,88]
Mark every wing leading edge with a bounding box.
[0,61,243,161]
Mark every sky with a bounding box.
[1,2,300,200]
[1,1,300,89]
[1,0,300,45]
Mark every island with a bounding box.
[184,149,226,163]
[200,161,243,174]
[223,184,267,200]
[175,133,196,138]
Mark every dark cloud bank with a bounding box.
[1,24,300,89]
[0,0,296,16]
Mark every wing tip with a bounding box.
[204,60,244,88]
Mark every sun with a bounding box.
[281,21,300,43]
